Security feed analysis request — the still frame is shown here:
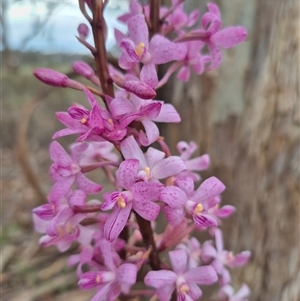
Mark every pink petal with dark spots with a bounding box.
[169,249,188,274]
[210,26,247,49]
[127,14,149,47]
[184,265,218,285]
[116,159,139,189]
[192,176,225,205]
[104,204,132,242]
[76,173,102,194]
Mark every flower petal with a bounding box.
[229,251,251,267]
[193,213,218,229]
[150,35,187,64]
[120,39,140,62]
[131,181,163,201]
[116,159,139,190]
[117,263,137,284]
[184,265,218,285]
[50,141,72,166]
[152,103,181,123]
[164,206,186,226]
[201,241,217,262]
[159,186,187,208]
[140,102,162,119]
[139,119,160,146]
[133,198,160,221]
[144,270,177,288]
[49,177,74,203]
[210,26,247,49]
[157,284,175,301]
[169,249,188,274]
[214,227,224,252]
[235,284,251,299]
[207,42,222,70]
[71,143,88,163]
[53,128,85,139]
[192,176,225,205]
[215,205,236,218]
[188,282,202,300]
[185,154,210,171]
[177,65,190,82]
[104,204,132,242]
[110,97,135,118]
[69,189,87,208]
[76,173,102,194]
[140,63,158,88]
[152,156,186,179]
[56,112,86,129]
[127,14,149,47]
[145,147,165,168]
[120,136,147,168]
[98,239,115,270]
[102,191,120,210]
[174,176,195,197]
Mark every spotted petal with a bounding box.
[169,249,188,274]
[104,204,132,242]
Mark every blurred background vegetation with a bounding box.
[1,0,299,301]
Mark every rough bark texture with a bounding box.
[161,0,300,300]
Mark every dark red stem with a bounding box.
[134,211,160,270]
[91,0,114,97]
[150,0,161,37]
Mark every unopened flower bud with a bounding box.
[111,72,125,88]
[34,68,85,90]
[78,23,89,39]
[34,68,69,87]
[124,80,156,100]
[72,61,94,78]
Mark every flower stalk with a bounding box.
[32,1,251,300]
[90,0,114,97]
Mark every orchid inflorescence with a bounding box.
[32,0,251,300]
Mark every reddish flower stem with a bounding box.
[91,0,114,98]
[73,204,102,213]
[150,0,161,38]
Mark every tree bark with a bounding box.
[161,0,300,300]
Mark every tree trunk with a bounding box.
[161,0,300,300]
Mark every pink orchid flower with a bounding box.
[109,94,180,146]
[201,229,251,285]
[219,284,251,301]
[38,190,95,252]
[145,249,217,301]
[159,176,225,228]
[120,135,186,181]
[190,3,247,70]
[207,196,236,224]
[119,14,187,88]
[54,89,127,142]
[176,141,210,181]
[177,41,211,82]
[101,159,163,242]
[79,240,137,301]
[163,0,199,34]
[53,88,104,141]
[49,141,102,202]
[176,237,202,269]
